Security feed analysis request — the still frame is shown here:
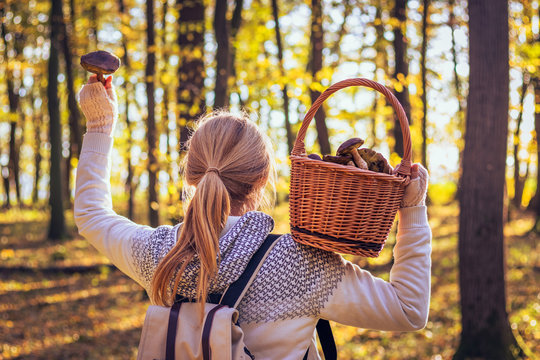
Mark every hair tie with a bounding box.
[206,167,221,176]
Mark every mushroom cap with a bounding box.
[322,154,353,165]
[358,148,378,160]
[358,148,392,174]
[80,51,121,74]
[307,153,323,161]
[336,137,365,155]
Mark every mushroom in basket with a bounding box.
[310,136,394,175]
[336,138,369,170]
[358,148,393,174]
[322,154,354,166]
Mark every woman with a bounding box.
[75,75,431,359]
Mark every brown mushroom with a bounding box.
[358,148,393,174]
[352,149,369,170]
[322,154,353,165]
[336,138,368,169]
[80,51,121,84]
[307,153,322,161]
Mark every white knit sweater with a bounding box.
[74,134,431,360]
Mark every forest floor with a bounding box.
[0,202,538,359]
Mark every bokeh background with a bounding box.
[0,0,538,359]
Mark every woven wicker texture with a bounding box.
[289,78,412,257]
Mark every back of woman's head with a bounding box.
[185,111,274,212]
[151,111,275,308]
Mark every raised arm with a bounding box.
[320,165,432,331]
[74,76,151,283]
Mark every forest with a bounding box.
[0,0,539,359]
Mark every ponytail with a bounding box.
[151,170,230,308]
[150,111,275,312]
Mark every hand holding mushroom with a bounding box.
[78,51,121,135]
[80,50,121,85]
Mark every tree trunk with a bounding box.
[18,111,27,206]
[528,3,539,213]
[229,0,244,109]
[117,0,135,220]
[420,0,429,167]
[176,0,206,151]
[164,87,173,207]
[61,0,81,209]
[69,0,76,29]
[528,77,540,212]
[8,116,21,205]
[146,0,159,227]
[1,8,20,206]
[271,0,293,155]
[123,81,135,221]
[48,0,67,240]
[89,3,98,50]
[125,88,135,221]
[449,0,465,119]
[310,0,331,155]
[213,0,243,109]
[32,98,42,205]
[392,0,411,158]
[68,0,83,90]
[370,95,378,147]
[159,0,174,208]
[512,75,529,211]
[213,0,230,108]
[374,5,389,73]
[455,0,525,358]
[2,166,10,208]
[449,0,465,203]
[372,5,388,149]
[530,79,540,231]
[230,0,243,39]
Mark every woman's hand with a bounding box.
[400,163,429,208]
[78,75,118,135]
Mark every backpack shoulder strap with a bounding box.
[219,233,281,308]
[302,320,337,360]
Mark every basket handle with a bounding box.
[291,78,412,177]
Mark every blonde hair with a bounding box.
[151,111,276,308]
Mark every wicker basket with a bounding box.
[289,78,412,257]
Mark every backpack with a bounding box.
[136,234,281,360]
[136,233,338,360]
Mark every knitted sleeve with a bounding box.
[74,132,154,286]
